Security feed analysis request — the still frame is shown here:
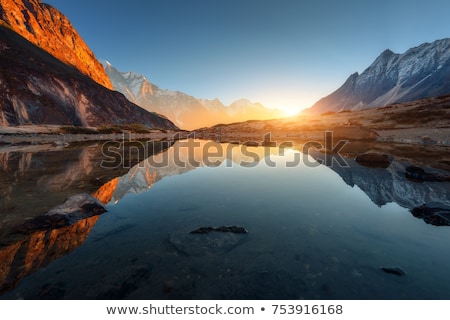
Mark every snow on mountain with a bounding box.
[103,62,284,130]
[309,38,450,113]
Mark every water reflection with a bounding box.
[0,141,171,231]
[0,141,171,294]
[310,150,450,210]
[98,140,450,216]
[0,216,99,295]
[0,139,449,298]
[100,140,289,204]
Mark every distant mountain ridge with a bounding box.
[0,0,112,89]
[103,61,284,130]
[309,38,450,113]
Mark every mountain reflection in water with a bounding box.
[0,139,449,299]
[0,141,171,294]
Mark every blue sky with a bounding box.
[45,0,450,113]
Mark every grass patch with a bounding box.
[60,123,154,134]
[59,126,98,134]
[97,124,153,134]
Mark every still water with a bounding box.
[1,140,450,299]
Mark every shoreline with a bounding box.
[0,125,187,146]
[1,127,449,147]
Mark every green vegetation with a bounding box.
[59,126,98,134]
[96,125,123,134]
[60,124,156,134]
[126,123,152,133]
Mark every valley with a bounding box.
[0,0,449,302]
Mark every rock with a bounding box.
[169,226,248,256]
[405,166,450,182]
[405,166,426,180]
[18,193,107,232]
[45,193,106,217]
[411,204,450,226]
[189,226,248,234]
[355,153,391,168]
[380,266,406,276]
[332,126,378,141]
[53,141,70,147]
[421,136,437,145]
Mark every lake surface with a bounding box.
[1,139,450,299]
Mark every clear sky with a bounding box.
[45,0,450,113]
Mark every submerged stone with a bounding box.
[380,266,406,276]
[169,226,248,256]
[189,226,248,234]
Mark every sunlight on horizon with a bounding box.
[281,107,302,117]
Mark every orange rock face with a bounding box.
[92,177,119,204]
[0,0,113,89]
[0,215,99,295]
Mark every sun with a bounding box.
[282,107,301,117]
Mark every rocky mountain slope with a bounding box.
[309,38,450,113]
[0,0,112,89]
[103,61,284,130]
[0,25,177,128]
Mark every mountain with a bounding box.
[103,61,284,130]
[309,38,450,113]
[0,0,112,89]
[0,3,177,128]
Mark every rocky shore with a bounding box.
[0,125,185,146]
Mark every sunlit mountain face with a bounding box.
[0,0,178,129]
[0,0,112,89]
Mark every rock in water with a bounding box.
[355,153,391,168]
[169,226,248,256]
[405,166,450,182]
[19,193,107,232]
[380,266,406,276]
[189,226,248,234]
[411,204,450,226]
[46,193,106,217]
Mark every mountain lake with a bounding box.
[1,139,450,299]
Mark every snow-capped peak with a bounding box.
[310,37,450,113]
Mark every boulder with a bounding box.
[355,153,391,168]
[380,266,406,276]
[405,166,450,182]
[411,204,450,226]
[18,193,107,232]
